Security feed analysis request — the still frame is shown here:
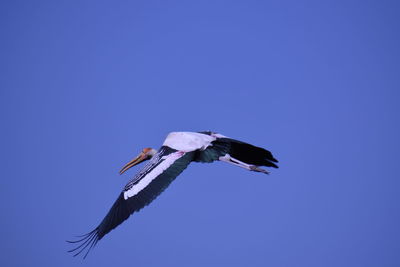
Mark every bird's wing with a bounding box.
[68,147,194,258]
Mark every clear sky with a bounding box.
[1,0,399,266]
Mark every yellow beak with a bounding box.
[119,153,147,175]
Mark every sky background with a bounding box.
[1,0,400,266]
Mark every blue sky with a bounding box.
[1,1,399,266]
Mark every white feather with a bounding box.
[123,151,185,199]
[162,132,215,152]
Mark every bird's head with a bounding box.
[119,147,157,174]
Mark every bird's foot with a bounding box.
[250,165,269,174]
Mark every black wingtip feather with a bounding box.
[67,228,100,259]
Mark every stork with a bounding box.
[68,131,278,258]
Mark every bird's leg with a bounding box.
[218,154,269,174]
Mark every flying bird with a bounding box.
[68,131,278,258]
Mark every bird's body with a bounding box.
[68,131,278,258]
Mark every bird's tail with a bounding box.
[222,138,279,168]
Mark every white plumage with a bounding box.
[162,131,216,151]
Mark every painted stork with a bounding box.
[68,131,278,258]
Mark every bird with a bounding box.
[68,131,279,258]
